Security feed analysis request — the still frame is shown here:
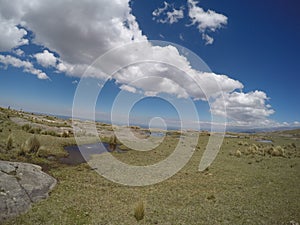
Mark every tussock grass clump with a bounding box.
[247,144,259,155]
[37,146,52,158]
[22,124,32,131]
[28,127,42,134]
[41,130,60,137]
[6,134,13,150]
[22,135,41,155]
[134,200,145,222]
[109,134,117,151]
[61,131,70,138]
[288,143,296,149]
[238,141,249,146]
[271,146,285,157]
[235,149,242,157]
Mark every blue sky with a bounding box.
[0,0,299,130]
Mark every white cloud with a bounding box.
[153,2,184,24]
[188,0,228,32]
[159,34,165,39]
[120,84,137,93]
[34,50,57,67]
[202,33,214,45]
[72,80,78,85]
[152,2,169,17]
[0,18,28,51]
[56,62,67,73]
[187,0,227,43]
[0,54,49,79]
[179,33,184,41]
[0,0,274,125]
[13,49,25,56]
[211,91,275,124]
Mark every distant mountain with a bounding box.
[227,126,300,133]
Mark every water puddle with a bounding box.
[60,142,126,165]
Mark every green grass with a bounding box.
[0,107,299,224]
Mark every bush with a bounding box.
[6,134,13,150]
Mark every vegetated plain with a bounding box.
[0,107,299,224]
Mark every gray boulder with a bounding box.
[0,160,57,221]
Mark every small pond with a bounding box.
[150,132,165,137]
[60,142,126,165]
[256,139,273,143]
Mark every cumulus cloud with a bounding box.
[202,33,214,45]
[211,91,275,124]
[34,50,57,67]
[120,84,137,93]
[152,2,169,17]
[153,2,184,24]
[187,0,227,44]
[13,49,25,56]
[0,54,49,79]
[0,18,28,51]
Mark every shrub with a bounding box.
[6,134,13,150]
[0,128,2,132]
[134,200,145,222]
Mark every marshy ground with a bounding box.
[0,107,299,224]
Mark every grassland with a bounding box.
[0,107,299,224]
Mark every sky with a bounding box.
[0,0,299,130]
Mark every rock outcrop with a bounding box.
[0,161,56,221]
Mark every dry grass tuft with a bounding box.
[235,149,242,157]
[134,200,145,222]
[6,134,13,150]
[23,135,41,155]
[247,144,259,154]
[271,146,285,157]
